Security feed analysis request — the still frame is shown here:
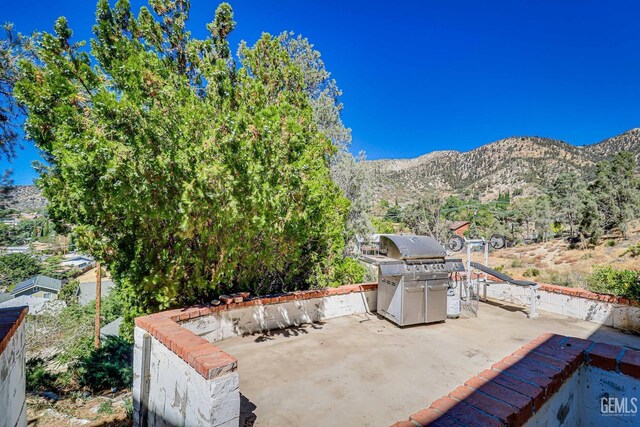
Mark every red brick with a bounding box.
[586,342,623,371]
[478,369,544,409]
[219,295,233,304]
[391,421,418,427]
[434,399,502,427]
[449,385,517,425]
[409,407,446,425]
[465,376,533,424]
[620,349,640,379]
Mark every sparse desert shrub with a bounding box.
[523,268,540,278]
[587,266,640,300]
[494,265,505,273]
[510,259,522,268]
[606,239,617,247]
[621,243,640,258]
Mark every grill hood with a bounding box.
[379,235,447,260]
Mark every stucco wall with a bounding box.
[181,290,377,342]
[525,365,639,426]
[133,327,240,427]
[0,308,27,427]
[483,282,640,330]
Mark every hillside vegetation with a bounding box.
[365,128,640,203]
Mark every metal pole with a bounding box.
[94,262,101,349]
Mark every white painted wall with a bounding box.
[0,321,27,427]
[133,327,240,427]
[483,282,640,331]
[525,366,639,426]
[181,290,377,342]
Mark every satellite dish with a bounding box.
[489,234,506,250]
[448,235,465,252]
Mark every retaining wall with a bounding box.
[0,306,28,427]
[392,333,640,427]
[483,281,640,330]
[133,283,377,427]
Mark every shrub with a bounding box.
[75,336,132,392]
[26,358,59,392]
[510,259,522,268]
[523,268,540,278]
[606,239,616,247]
[587,266,640,300]
[621,243,640,258]
[329,257,366,287]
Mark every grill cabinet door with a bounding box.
[426,279,448,323]
[402,280,425,325]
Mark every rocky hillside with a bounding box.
[365,129,640,203]
[6,185,47,212]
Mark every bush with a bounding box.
[75,336,132,392]
[587,266,640,300]
[621,243,640,258]
[329,257,366,287]
[523,268,540,278]
[26,358,59,392]
[510,259,522,268]
[606,239,616,247]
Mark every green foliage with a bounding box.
[510,259,522,268]
[606,239,616,247]
[383,203,403,222]
[58,279,79,304]
[587,266,640,300]
[0,253,41,288]
[579,152,640,242]
[328,257,365,287]
[371,217,395,234]
[75,336,133,392]
[97,400,114,415]
[522,268,540,278]
[621,243,640,258]
[26,357,60,391]
[16,1,352,327]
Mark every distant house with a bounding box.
[76,280,115,306]
[2,246,30,255]
[0,295,66,314]
[449,221,471,237]
[11,275,62,299]
[60,255,94,270]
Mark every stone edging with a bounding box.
[391,333,640,427]
[134,282,377,379]
[0,306,28,354]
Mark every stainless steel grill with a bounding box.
[374,235,464,326]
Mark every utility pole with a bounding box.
[94,262,101,349]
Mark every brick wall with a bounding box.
[133,283,377,427]
[0,306,29,427]
[392,333,640,426]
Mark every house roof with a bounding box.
[75,280,115,306]
[100,316,123,338]
[449,220,470,230]
[12,275,63,295]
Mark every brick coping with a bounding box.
[134,282,377,380]
[536,282,639,307]
[392,333,640,427]
[0,306,28,355]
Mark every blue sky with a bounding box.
[3,0,640,184]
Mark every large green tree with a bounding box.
[16,0,354,326]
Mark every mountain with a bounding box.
[5,185,47,212]
[364,129,640,204]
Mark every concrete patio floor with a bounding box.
[216,301,640,427]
